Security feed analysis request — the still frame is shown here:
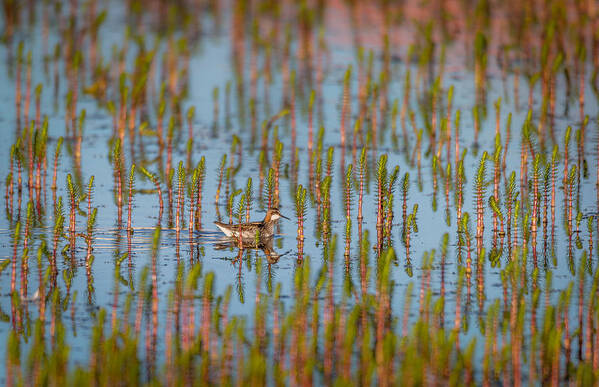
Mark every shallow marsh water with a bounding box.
[1,0,599,384]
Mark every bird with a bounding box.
[214,207,289,240]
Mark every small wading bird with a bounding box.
[214,207,289,240]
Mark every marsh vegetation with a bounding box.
[1,0,599,384]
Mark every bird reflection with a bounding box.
[214,237,289,303]
[214,236,282,264]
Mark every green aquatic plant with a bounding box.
[244,177,253,223]
[295,184,307,259]
[273,140,283,207]
[140,166,164,223]
[127,164,135,232]
[265,168,274,210]
[186,106,195,171]
[375,154,388,251]
[236,194,246,248]
[195,157,206,230]
[166,116,176,184]
[530,154,541,263]
[488,195,503,237]
[227,189,241,226]
[215,153,227,207]
[320,176,332,240]
[357,147,366,223]
[3,1,599,385]
[588,215,594,259]
[340,65,351,148]
[188,165,199,233]
[176,161,186,231]
[4,171,13,219]
[444,162,452,226]
[66,173,78,257]
[343,165,353,245]
[460,212,473,275]
[475,152,488,241]
[32,116,48,213]
[404,204,418,262]
[112,138,124,223]
[401,172,410,241]
[385,165,399,246]
[86,176,96,264]
[431,155,439,212]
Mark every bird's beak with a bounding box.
[280,213,290,220]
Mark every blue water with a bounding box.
[0,1,598,382]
